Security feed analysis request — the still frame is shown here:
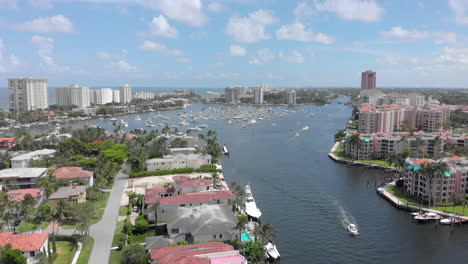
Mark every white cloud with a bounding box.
[147,15,178,38]
[146,0,207,27]
[314,0,384,22]
[294,1,315,18]
[208,2,225,13]
[9,54,20,66]
[276,22,334,44]
[98,51,137,73]
[279,50,305,64]
[13,15,75,33]
[229,45,246,56]
[449,0,468,25]
[225,9,278,43]
[138,40,183,56]
[31,35,56,67]
[249,48,275,65]
[381,26,457,44]
[29,0,53,9]
[177,57,190,63]
[0,0,18,9]
[438,47,468,65]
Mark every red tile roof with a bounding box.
[178,179,212,187]
[413,158,433,165]
[173,175,190,181]
[450,156,463,161]
[54,167,93,179]
[7,188,42,202]
[150,242,234,264]
[0,232,48,252]
[145,190,234,206]
[416,130,425,134]
[145,186,174,196]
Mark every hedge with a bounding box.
[130,167,222,178]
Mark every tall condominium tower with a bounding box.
[57,85,90,108]
[287,90,297,105]
[8,78,48,112]
[119,84,132,104]
[254,86,264,104]
[100,88,113,105]
[112,90,120,103]
[361,70,376,90]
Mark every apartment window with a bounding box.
[213,234,217,239]
[171,228,179,234]
[180,204,185,207]
[219,234,223,239]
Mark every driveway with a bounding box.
[88,170,129,264]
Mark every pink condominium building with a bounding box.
[361,70,376,90]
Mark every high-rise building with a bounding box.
[254,86,264,104]
[100,88,113,104]
[112,90,120,103]
[120,84,132,104]
[133,91,155,100]
[361,70,376,90]
[287,90,297,105]
[224,87,239,104]
[8,78,48,112]
[57,85,90,108]
[90,90,102,105]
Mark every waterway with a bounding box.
[11,96,468,263]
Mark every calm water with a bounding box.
[12,96,468,263]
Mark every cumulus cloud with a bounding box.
[138,40,183,56]
[98,50,137,73]
[438,47,468,65]
[13,15,75,33]
[31,35,56,67]
[146,0,207,27]
[449,0,468,25]
[276,22,334,44]
[279,50,305,64]
[225,9,278,43]
[229,45,246,56]
[381,26,457,44]
[314,0,384,22]
[29,0,53,9]
[147,15,178,38]
[208,2,225,12]
[294,1,315,18]
[249,48,275,65]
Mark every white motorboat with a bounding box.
[135,116,141,121]
[245,185,262,219]
[414,212,441,222]
[411,211,424,216]
[249,119,257,125]
[440,217,459,225]
[199,124,208,128]
[347,224,359,235]
[222,145,229,155]
[302,126,309,131]
[264,242,280,260]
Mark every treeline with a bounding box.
[130,166,222,178]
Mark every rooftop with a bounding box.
[0,232,48,252]
[147,153,211,163]
[150,242,235,263]
[48,185,87,200]
[7,188,42,202]
[11,149,56,161]
[0,168,47,179]
[146,190,234,206]
[178,179,212,187]
[54,167,93,179]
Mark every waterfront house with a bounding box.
[0,137,16,149]
[146,153,211,171]
[160,203,238,243]
[0,232,49,262]
[149,242,247,264]
[403,156,468,203]
[0,168,47,189]
[11,149,57,168]
[53,167,94,187]
[48,185,87,207]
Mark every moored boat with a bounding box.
[245,185,262,220]
[414,212,441,222]
[264,242,280,261]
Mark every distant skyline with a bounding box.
[0,0,468,88]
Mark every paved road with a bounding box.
[88,170,128,264]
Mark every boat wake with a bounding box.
[336,203,358,233]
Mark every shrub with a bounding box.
[130,168,194,178]
[134,218,149,234]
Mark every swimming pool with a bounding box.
[241,231,252,242]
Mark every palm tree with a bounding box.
[257,223,276,243]
[235,215,248,243]
[414,137,425,158]
[150,201,160,234]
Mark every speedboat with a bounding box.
[245,185,262,220]
[222,145,229,155]
[135,116,141,121]
[264,242,280,260]
[302,126,309,131]
[414,212,441,222]
[440,217,459,225]
[347,224,359,235]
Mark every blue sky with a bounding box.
[0,0,468,88]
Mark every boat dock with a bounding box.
[377,181,468,222]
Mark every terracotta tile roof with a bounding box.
[416,130,425,134]
[145,190,234,206]
[173,175,190,181]
[413,158,433,165]
[54,167,93,179]
[145,186,174,196]
[7,188,42,202]
[150,242,234,263]
[450,156,463,161]
[0,232,48,252]
[178,179,212,187]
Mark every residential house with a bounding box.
[48,185,87,207]
[0,137,16,149]
[149,242,247,264]
[11,149,56,168]
[53,167,94,187]
[0,168,47,189]
[7,188,43,203]
[146,153,211,171]
[0,232,49,262]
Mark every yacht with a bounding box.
[199,124,208,129]
[135,116,141,121]
[414,212,441,222]
[440,217,459,225]
[222,145,229,155]
[179,121,189,126]
[264,242,280,260]
[245,185,262,220]
[347,224,359,235]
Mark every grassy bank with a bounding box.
[53,241,76,264]
[76,237,94,264]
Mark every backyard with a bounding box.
[53,241,76,264]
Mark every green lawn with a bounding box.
[109,220,155,263]
[356,159,391,166]
[62,192,111,229]
[17,220,49,232]
[119,206,128,216]
[109,250,122,264]
[76,237,94,264]
[53,241,76,264]
[386,186,420,205]
[132,230,155,244]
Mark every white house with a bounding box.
[0,168,47,188]
[146,153,211,171]
[11,149,56,168]
[0,232,49,263]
